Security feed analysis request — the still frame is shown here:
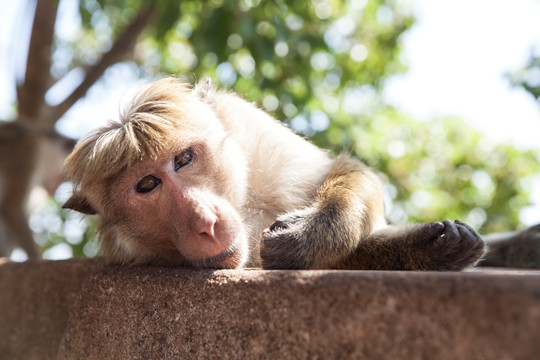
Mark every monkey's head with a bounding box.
[63,78,249,268]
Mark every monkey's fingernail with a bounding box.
[270,220,287,231]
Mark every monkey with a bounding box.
[0,121,75,259]
[61,76,514,271]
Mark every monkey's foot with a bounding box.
[413,219,486,271]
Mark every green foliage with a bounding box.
[509,54,540,101]
[136,0,412,123]
[338,109,540,234]
[31,198,98,258]
[33,0,540,258]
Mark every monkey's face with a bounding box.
[109,130,249,268]
[63,78,252,268]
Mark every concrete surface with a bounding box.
[0,258,539,360]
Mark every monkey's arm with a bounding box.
[260,154,485,271]
[261,155,388,269]
[334,220,486,271]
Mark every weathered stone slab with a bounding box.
[1,258,539,360]
[0,258,104,360]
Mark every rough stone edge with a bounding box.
[1,258,539,360]
[0,258,105,360]
[60,262,540,360]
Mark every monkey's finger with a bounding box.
[429,221,445,236]
[442,219,459,240]
[455,220,481,240]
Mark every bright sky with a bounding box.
[384,0,540,149]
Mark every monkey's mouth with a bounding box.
[190,244,240,269]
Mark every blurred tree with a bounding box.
[1,0,160,258]
[341,109,540,234]
[510,53,540,102]
[2,0,539,259]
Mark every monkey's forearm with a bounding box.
[261,155,387,269]
[334,220,486,271]
[312,155,387,265]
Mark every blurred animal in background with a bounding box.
[482,225,540,269]
[0,122,74,259]
[62,77,496,270]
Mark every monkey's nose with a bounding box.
[198,222,216,241]
[193,214,218,243]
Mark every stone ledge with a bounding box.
[0,258,539,360]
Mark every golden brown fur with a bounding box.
[65,79,249,266]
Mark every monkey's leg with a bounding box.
[335,220,486,271]
[480,223,540,269]
[261,155,387,269]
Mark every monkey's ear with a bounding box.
[194,77,217,109]
[62,193,97,215]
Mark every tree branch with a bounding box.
[2,118,76,145]
[17,0,58,121]
[49,7,156,124]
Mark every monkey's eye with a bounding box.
[174,149,194,171]
[136,175,161,193]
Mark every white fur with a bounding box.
[213,92,334,265]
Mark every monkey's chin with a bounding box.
[190,241,248,269]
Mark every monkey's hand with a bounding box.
[261,207,343,269]
[411,219,486,271]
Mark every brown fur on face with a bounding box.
[65,80,198,207]
[64,78,249,267]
